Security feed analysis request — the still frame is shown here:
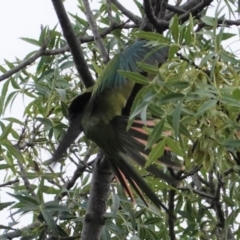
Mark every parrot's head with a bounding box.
[51,91,92,163]
[68,91,92,123]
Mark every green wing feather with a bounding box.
[92,40,168,97]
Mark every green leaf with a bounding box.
[1,140,25,162]
[55,88,66,101]
[36,118,53,129]
[172,101,181,138]
[3,117,25,126]
[43,201,69,212]
[20,37,41,47]
[0,201,15,210]
[221,140,240,147]
[222,195,236,207]
[168,44,179,60]
[232,89,240,101]
[144,217,162,225]
[170,15,179,43]
[133,32,170,44]
[220,96,240,107]
[147,118,165,148]
[195,100,217,116]
[0,78,10,115]
[41,210,58,236]
[137,62,159,74]
[201,16,215,26]
[111,193,120,219]
[199,52,216,67]
[147,139,166,167]
[0,122,12,141]
[159,93,184,104]
[118,71,149,85]
[8,193,39,206]
[166,137,183,157]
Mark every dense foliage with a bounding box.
[1,0,240,239]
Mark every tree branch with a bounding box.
[143,0,169,33]
[111,0,142,26]
[82,0,109,64]
[0,22,136,82]
[0,44,47,82]
[168,189,176,240]
[0,179,19,188]
[51,0,94,88]
[81,153,113,240]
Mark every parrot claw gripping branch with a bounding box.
[52,40,184,213]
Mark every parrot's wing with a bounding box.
[112,116,184,181]
[102,115,184,211]
[93,41,168,97]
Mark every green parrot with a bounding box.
[52,40,183,212]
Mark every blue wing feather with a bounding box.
[93,40,168,96]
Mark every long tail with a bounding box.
[103,115,184,212]
[112,116,184,186]
[110,151,170,213]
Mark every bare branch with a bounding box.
[0,221,41,239]
[51,0,94,88]
[165,0,214,21]
[0,179,19,188]
[166,3,186,14]
[159,0,168,20]
[143,0,169,33]
[0,22,136,82]
[0,44,47,82]
[168,189,176,240]
[106,0,115,25]
[81,153,113,240]
[82,0,109,64]
[178,187,216,199]
[111,0,142,26]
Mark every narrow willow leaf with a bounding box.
[0,202,15,211]
[147,139,166,167]
[221,140,240,147]
[201,16,215,26]
[118,71,149,84]
[42,210,58,237]
[0,122,12,141]
[221,96,240,107]
[133,32,170,44]
[195,100,217,116]
[199,52,216,67]
[147,118,165,148]
[166,137,183,157]
[172,102,181,138]
[170,15,179,43]
[168,44,179,60]
[20,37,41,47]
[159,93,184,104]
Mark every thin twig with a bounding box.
[0,44,47,82]
[0,179,19,188]
[168,189,176,240]
[82,0,109,64]
[106,0,115,25]
[143,0,169,33]
[51,0,94,88]
[178,187,216,199]
[111,0,142,26]
[0,22,136,82]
